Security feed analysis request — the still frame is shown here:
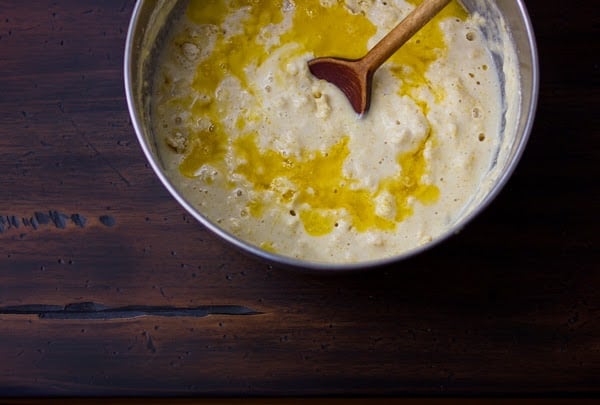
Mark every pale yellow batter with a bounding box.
[152,0,514,263]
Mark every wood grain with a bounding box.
[0,0,598,397]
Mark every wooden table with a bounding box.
[0,0,598,397]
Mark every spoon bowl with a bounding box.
[308,0,452,115]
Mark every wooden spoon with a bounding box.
[308,0,451,115]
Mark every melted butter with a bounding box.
[280,0,376,60]
[180,0,287,176]
[187,0,375,97]
[233,133,438,236]
[380,135,440,222]
[187,0,285,96]
[177,0,443,236]
[299,210,337,236]
[179,0,376,178]
[260,241,276,253]
[179,127,228,178]
[390,0,467,111]
[187,0,230,26]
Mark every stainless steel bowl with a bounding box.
[124,0,538,271]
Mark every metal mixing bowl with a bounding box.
[124,0,538,270]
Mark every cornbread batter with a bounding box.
[152,0,512,263]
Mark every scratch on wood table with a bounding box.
[0,302,262,320]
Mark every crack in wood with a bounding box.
[0,211,114,234]
[0,302,262,320]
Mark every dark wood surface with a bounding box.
[0,0,598,397]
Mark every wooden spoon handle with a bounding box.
[362,0,452,70]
